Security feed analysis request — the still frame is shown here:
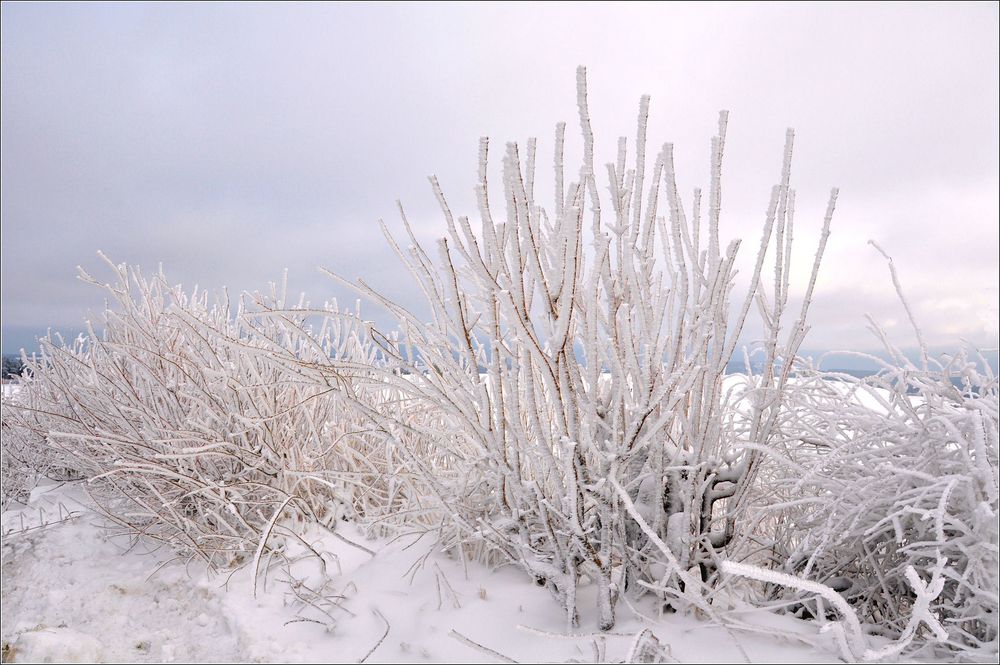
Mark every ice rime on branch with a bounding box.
[323,66,839,631]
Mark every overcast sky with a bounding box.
[2,2,998,360]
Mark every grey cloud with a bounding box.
[2,3,997,355]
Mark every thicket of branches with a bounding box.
[0,258,413,567]
[2,68,996,661]
[318,67,839,633]
[738,307,999,657]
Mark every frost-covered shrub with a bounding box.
[1,381,77,511]
[730,239,999,661]
[745,342,999,658]
[2,351,91,512]
[326,67,839,629]
[0,257,398,567]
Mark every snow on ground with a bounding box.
[2,481,854,663]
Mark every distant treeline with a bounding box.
[2,355,25,380]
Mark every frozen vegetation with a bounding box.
[2,68,996,663]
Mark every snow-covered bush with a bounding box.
[325,66,839,629]
[735,258,998,659]
[1,381,77,511]
[0,256,401,567]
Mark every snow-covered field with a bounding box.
[2,481,857,663]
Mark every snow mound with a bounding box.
[5,628,103,663]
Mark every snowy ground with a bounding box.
[2,482,864,663]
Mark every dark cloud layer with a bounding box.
[2,3,997,355]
